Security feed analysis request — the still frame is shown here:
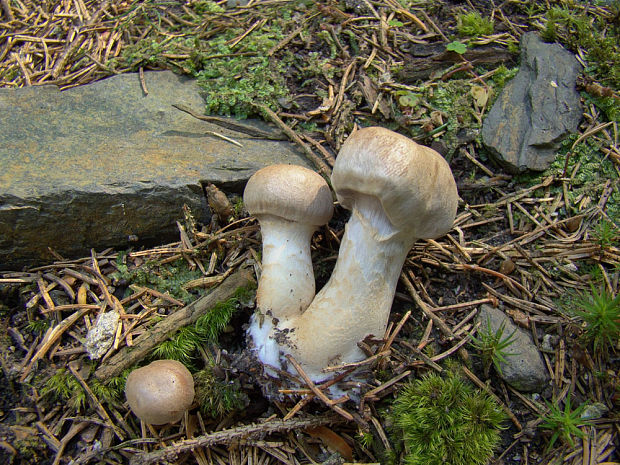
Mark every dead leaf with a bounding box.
[506,308,529,329]
[499,259,515,275]
[471,85,489,108]
[77,283,88,305]
[306,425,353,461]
[205,183,234,223]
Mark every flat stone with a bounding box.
[477,304,549,392]
[482,33,582,173]
[0,71,311,270]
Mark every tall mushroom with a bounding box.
[274,127,458,380]
[244,164,333,321]
[125,360,195,425]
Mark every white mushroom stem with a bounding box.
[256,215,317,320]
[282,195,414,380]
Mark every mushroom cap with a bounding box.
[331,127,458,239]
[244,164,333,226]
[125,360,194,425]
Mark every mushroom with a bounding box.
[125,360,195,425]
[275,127,458,380]
[243,164,333,320]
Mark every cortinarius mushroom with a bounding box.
[125,360,194,425]
[258,127,458,381]
[244,164,333,320]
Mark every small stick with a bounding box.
[363,370,411,401]
[302,134,337,167]
[400,340,443,372]
[129,285,185,307]
[94,269,254,379]
[267,23,306,56]
[130,415,346,465]
[138,67,148,95]
[283,396,313,421]
[381,310,411,352]
[401,270,469,362]
[256,104,332,178]
[205,130,243,147]
[173,104,286,140]
[462,366,522,430]
[285,355,353,421]
[322,350,390,372]
[431,297,494,313]
[20,308,92,380]
[68,362,125,440]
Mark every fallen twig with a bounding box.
[94,268,255,379]
[130,414,346,465]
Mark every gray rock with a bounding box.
[0,71,311,270]
[84,311,120,360]
[580,402,609,421]
[482,33,582,173]
[476,304,549,392]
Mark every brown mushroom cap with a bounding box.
[244,164,333,226]
[125,360,194,425]
[331,127,458,239]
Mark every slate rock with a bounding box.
[0,71,311,270]
[482,33,582,173]
[477,304,549,392]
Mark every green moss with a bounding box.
[541,5,620,88]
[191,27,290,117]
[111,257,204,304]
[39,369,86,411]
[194,365,248,418]
[547,134,620,223]
[389,371,506,465]
[193,1,225,14]
[490,65,519,90]
[25,318,50,336]
[117,1,318,117]
[14,434,48,462]
[152,284,256,365]
[457,11,494,37]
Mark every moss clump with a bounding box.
[457,11,494,37]
[389,371,506,465]
[119,1,302,118]
[541,5,619,88]
[547,134,620,223]
[111,256,204,304]
[39,369,87,411]
[190,26,289,118]
[194,365,248,418]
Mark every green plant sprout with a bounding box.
[25,318,50,336]
[591,218,619,249]
[446,40,468,55]
[470,317,518,378]
[573,285,620,356]
[457,11,494,37]
[539,396,589,451]
[389,371,506,465]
